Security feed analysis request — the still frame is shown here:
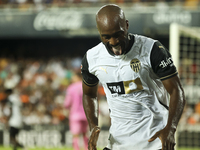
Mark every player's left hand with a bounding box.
[148,127,176,150]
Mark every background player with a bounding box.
[3,89,24,150]
[64,72,89,150]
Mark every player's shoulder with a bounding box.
[84,42,107,67]
[132,34,156,55]
[134,34,156,45]
[86,42,106,57]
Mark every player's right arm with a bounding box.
[82,82,99,130]
[81,54,100,150]
[82,82,100,150]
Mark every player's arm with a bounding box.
[163,76,185,132]
[148,41,186,150]
[149,75,185,150]
[81,54,100,150]
[82,82,100,150]
[161,75,185,148]
[82,82,99,130]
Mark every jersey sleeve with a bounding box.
[150,41,178,81]
[81,54,99,87]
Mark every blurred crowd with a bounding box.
[0,57,110,128]
[0,0,199,9]
[0,56,200,129]
[180,102,200,125]
[179,58,200,126]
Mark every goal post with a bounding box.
[170,23,180,70]
[170,23,200,70]
[169,23,200,149]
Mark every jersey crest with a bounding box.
[130,59,141,73]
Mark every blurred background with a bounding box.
[0,0,200,149]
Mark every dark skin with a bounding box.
[148,75,185,150]
[82,82,99,150]
[82,4,185,150]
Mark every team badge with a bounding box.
[130,59,141,73]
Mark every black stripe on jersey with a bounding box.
[82,78,99,87]
[158,100,169,110]
[150,41,178,81]
[160,71,178,80]
[81,54,99,87]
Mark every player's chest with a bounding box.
[95,57,149,83]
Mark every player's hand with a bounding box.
[88,126,101,150]
[148,127,176,150]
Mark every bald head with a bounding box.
[96,4,126,31]
[96,4,130,55]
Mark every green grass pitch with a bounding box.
[0,146,199,150]
[0,146,72,150]
[0,146,103,150]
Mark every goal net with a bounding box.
[170,23,200,149]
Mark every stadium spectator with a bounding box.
[4,89,25,150]
[0,0,196,7]
[64,71,89,150]
[51,95,66,125]
[81,4,185,150]
[0,89,9,126]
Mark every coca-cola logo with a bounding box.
[153,11,192,25]
[33,11,83,31]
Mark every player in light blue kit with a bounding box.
[81,4,185,150]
